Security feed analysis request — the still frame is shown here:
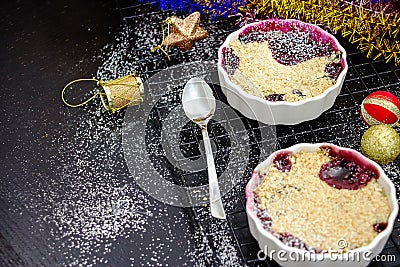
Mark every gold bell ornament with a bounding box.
[61,72,144,112]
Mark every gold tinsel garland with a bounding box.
[240,0,400,65]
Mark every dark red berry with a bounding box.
[273,152,293,172]
[325,62,342,79]
[357,173,369,184]
[373,222,388,233]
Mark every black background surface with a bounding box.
[1,0,400,266]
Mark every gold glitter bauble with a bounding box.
[361,125,400,164]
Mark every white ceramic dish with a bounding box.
[245,143,398,267]
[218,19,348,125]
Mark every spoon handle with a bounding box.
[201,127,226,220]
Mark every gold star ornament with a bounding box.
[163,12,208,50]
[152,12,209,58]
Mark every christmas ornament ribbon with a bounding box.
[61,72,144,112]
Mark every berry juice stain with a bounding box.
[319,145,379,190]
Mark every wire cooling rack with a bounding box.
[116,1,400,266]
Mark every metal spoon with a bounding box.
[182,77,226,219]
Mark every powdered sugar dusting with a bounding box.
[47,17,243,265]
[188,207,243,266]
[382,162,400,202]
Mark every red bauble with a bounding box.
[361,91,400,126]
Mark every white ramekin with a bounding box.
[218,19,348,125]
[245,143,398,267]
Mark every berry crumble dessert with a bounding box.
[221,20,345,102]
[253,146,390,252]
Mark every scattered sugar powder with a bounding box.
[3,16,243,266]
[382,162,400,204]
[1,20,227,266]
[187,207,242,266]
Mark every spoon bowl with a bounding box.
[182,77,216,126]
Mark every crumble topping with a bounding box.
[228,40,339,102]
[254,149,390,251]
